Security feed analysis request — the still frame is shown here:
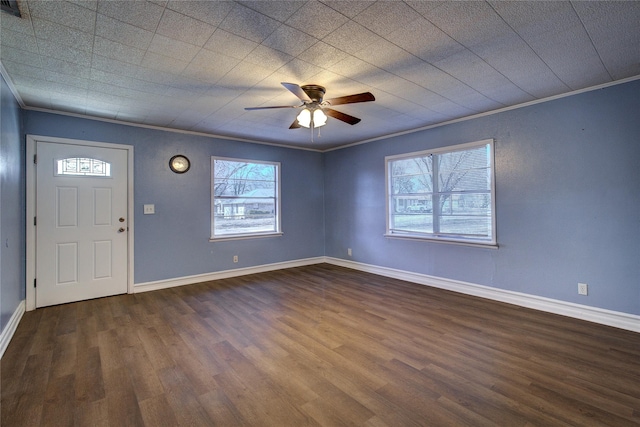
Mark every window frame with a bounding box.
[385,139,497,247]
[210,156,282,241]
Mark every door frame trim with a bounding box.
[26,135,134,311]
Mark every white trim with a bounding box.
[21,106,323,152]
[0,300,25,359]
[383,233,499,249]
[0,62,25,108]
[26,138,36,311]
[326,75,640,152]
[325,257,640,334]
[209,232,284,242]
[26,135,135,311]
[135,255,639,333]
[133,257,326,293]
[385,138,494,161]
[2,58,316,150]
[26,246,634,333]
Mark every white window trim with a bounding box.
[210,156,282,241]
[385,139,497,247]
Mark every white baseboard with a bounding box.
[133,256,639,334]
[3,257,630,361]
[325,257,640,334]
[134,257,326,293]
[0,300,25,359]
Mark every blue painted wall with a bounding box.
[1,73,25,333]
[24,112,325,284]
[5,77,639,323]
[325,79,640,315]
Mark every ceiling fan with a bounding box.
[244,82,375,129]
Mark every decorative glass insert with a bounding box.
[56,158,111,177]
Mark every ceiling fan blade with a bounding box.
[244,105,299,111]
[281,82,312,102]
[324,108,362,125]
[324,92,375,106]
[289,118,302,129]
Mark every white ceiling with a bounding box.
[1,1,639,150]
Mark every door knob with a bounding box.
[118,227,126,233]
[119,217,125,222]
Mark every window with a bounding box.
[386,139,496,245]
[211,157,281,240]
[56,157,111,177]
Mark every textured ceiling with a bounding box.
[1,1,639,150]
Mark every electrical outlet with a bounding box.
[233,255,238,263]
[578,283,588,295]
[143,204,155,214]
[347,248,352,256]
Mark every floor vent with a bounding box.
[1,0,21,17]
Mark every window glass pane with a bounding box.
[391,156,432,176]
[439,194,491,216]
[212,158,279,238]
[392,175,432,195]
[391,195,432,213]
[439,169,490,192]
[391,156,433,196]
[390,213,434,234]
[438,215,492,237]
[438,146,489,171]
[438,146,490,192]
[216,179,276,197]
[213,202,276,235]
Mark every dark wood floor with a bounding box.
[2,264,639,426]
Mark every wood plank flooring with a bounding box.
[2,264,639,426]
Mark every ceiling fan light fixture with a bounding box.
[296,108,311,128]
[297,107,327,128]
[313,109,327,127]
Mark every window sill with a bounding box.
[210,232,283,242]
[384,233,498,249]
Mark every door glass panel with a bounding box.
[56,158,111,177]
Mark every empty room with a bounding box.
[1,1,639,425]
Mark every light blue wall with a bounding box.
[1,73,25,333]
[13,78,640,319]
[325,79,640,315]
[24,112,325,284]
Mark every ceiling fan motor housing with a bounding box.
[301,85,326,103]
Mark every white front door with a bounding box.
[35,141,129,307]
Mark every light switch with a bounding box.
[143,204,155,214]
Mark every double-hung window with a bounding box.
[386,139,496,245]
[211,157,281,240]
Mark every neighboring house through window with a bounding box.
[211,157,281,240]
[386,139,496,246]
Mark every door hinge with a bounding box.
[34,278,37,288]
[33,154,37,164]
[34,216,37,226]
